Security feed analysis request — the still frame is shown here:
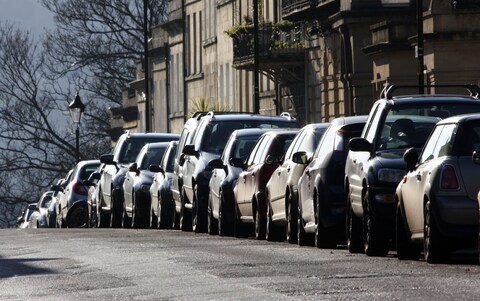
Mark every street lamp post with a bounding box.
[68,92,85,163]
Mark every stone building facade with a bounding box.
[109,0,480,137]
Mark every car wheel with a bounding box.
[180,189,192,232]
[424,201,446,263]
[266,203,283,242]
[131,193,146,229]
[346,197,363,253]
[110,191,122,228]
[207,193,218,235]
[286,193,298,244]
[234,207,249,238]
[395,202,421,260]
[150,202,158,229]
[254,198,266,240]
[363,191,389,256]
[315,193,336,249]
[192,185,207,233]
[218,192,234,237]
[297,208,313,246]
[121,196,131,229]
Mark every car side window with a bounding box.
[419,125,455,164]
[365,106,384,144]
[298,131,316,153]
[432,124,457,158]
[177,129,189,160]
[247,136,265,166]
[285,129,305,160]
[314,125,333,158]
[254,136,272,164]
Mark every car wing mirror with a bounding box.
[292,151,308,165]
[178,154,186,166]
[208,158,226,170]
[128,162,138,173]
[403,147,419,172]
[100,154,115,165]
[51,184,64,192]
[349,137,372,152]
[182,144,199,158]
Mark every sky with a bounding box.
[0,0,54,37]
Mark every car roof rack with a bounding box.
[280,112,295,120]
[380,84,480,100]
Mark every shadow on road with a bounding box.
[0,257,58,278]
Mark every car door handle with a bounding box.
[287,167,291,172]
[252,173,255,177]
[416,173,421,181]
[305,169,310,176]
[277,170,281,175]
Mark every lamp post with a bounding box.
[68,92,85,163]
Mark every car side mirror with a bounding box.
[472,151,480,165]
[292,151,309,165]
[100,154,115,165]
[128,162,138,173]
[51,184,64,192]
[229,158,245,169]
[403,147,418,171]
[208,158,226,170]
[183,144,199,157]
[349,138,372,152]
[178,154,186,166]
[265,154,280,165]
[149,164,163,173]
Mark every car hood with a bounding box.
[374,150,407,170]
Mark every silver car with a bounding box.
[395,114,480,263]
[57,160,101,227]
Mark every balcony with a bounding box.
[227,22,305,83]
[282,0,339,22]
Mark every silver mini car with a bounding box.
[395,113,480,263]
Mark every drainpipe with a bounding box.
[182,0,188,122]
[341,25,354,116]
[143,0,150,132]
[165,42,171,133]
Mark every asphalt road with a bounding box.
[1,229,480,300]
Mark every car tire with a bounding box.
[110,190,122,228]
[180,190,192,232]
[424,201,446,264]
[254,198,266,240]
[346,197,363,253]
[192,185,207,233]
[121,197,131,229]
[234,208,249,238]
[207,193,218,235]
[159,195,174,230]
[286,193,298,244]
[315,193,336,249]
[297,209,313,246]
[396,202,421,260]
[266,203,283,242]
[219,192,234,237]
[363,191,389,257]
[150,204,158,229]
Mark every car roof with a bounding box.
[260,129,299,138]
[437,113,480,125]
[200,112,298,123]
[123,132,180,139]
[231,128,273,138]
[143,142,171,149]
[380,95,480,107]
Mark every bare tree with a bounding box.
[41,0,168,107]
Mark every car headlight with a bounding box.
[377,168,406,183]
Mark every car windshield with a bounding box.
[201,120,298,154]
[79,164,100,180]
[231,136,261,162]
[140,147,167,170]
[378,104,480,151]
[119,138,168,164]
[39,195,52,208]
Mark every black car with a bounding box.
[180,112,300,233]
[296,116,367,247]
[123,142,170,228]
[149,141,178,229]
[345,84,480,256]
[207,128,272,236]
[97,132,180,228]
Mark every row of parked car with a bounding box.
[19,84,480,264]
